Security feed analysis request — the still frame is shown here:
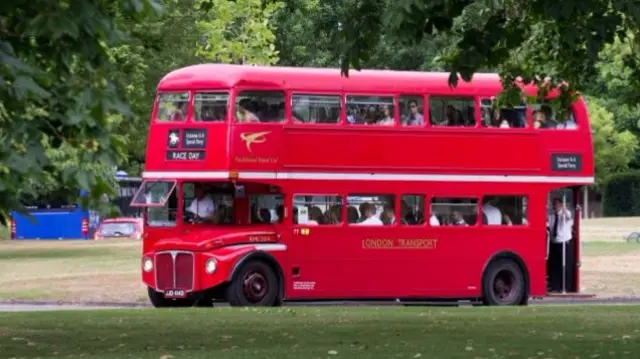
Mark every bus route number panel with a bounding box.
[166,128,207,161]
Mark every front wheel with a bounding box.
[226,260,279,307]
[481,259,527,306]
[147,287,194,308]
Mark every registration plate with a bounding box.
[164,289,187,299]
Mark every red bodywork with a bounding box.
[135,64,594,302]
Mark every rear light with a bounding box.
[81,218,88,237]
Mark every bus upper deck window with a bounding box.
[195,92,229,122]
[346,95,395,126]
[235,91,286,123]
[157,92,189,122]
[291,94,341,124]
[480,98,527,129]
[429,96,476,127]
[532,104,578,130]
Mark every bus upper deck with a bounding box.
[144,64,594,185]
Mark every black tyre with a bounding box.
[226,260,279,307]
[147,287,194,308]
[481,259,527,306]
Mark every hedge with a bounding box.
[602,170,640,217]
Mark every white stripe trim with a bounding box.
[142,171,594,184]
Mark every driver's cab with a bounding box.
[131,179,285,241]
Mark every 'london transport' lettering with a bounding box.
[362,238,438,249]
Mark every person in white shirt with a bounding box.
[186,184,215,222]
[356,203,384,225]
[482,198,502,225]
[429,214,440,226]
[547,198,574,292]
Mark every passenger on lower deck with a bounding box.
[356,203,384,225]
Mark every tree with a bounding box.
[586,97,639,187]
[326,0,640,116]
[0,0,162,224]
[195,0,284,65]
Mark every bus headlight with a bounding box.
[142,257,153,272]
[205,258,217,274]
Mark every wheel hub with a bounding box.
[243,272,268,302]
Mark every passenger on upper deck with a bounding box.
[237,99,260,122]
[170,101,186,121]
[402,100,424,126]
[186,184,215,222]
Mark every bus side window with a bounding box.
[429,96,475,127]
[345,95,395,126]
[346,194,395,226]
[399,95,425,127]
[235,91,286,123]
[194,92,228,122]
[156,92,189,122]
[532,104,578,130]
[291,94,341,124]
[400,194,425,225]
[430,197,478,226]
[480,98,526,129]
[292,195,342,225]
[482,195,528,225]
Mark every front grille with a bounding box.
[154,251,194,291]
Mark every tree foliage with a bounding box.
[0,0,162,223]
[196,0,284,65]
[586,97,639,187]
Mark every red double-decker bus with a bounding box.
[131,64,594,307]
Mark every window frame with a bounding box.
[344,93,398,127]
[291,194,345,226]
[480,195,530,227]
[130,180,178,208]
[427,95,479,128]
[289,92,343,126]
[192,90,231,124]
[345,193,396,226]
[429,195,480,227]
[231,88,288,125]
[154,91,191,123]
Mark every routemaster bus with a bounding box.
[131,64,594,308]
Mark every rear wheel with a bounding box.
[481,259,527,306]
[226,260,279,307]
[147,287,194,308]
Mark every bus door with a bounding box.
[287,194,347,299]
[546,186,580,293]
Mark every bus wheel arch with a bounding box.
[480,251,529,306]
[226,251,284,306]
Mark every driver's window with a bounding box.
[249,194,283,224]
[182,182,234,224]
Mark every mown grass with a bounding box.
[0,239,143,303]
[1,306,639,359]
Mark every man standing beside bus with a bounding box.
[547,198,574,292]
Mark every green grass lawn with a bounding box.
[0,306,639,359]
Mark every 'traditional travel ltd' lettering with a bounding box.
[362,238,438,249]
